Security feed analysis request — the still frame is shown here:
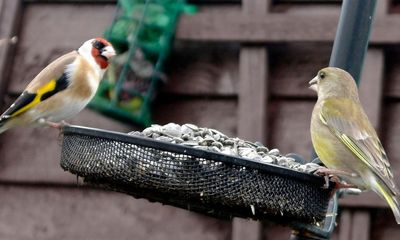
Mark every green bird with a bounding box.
[309,67,400,224]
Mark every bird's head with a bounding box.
[309,67,359,100]
[78,38,116,70]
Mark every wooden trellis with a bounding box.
[0,1,399,239]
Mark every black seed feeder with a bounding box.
[59,0,376,239]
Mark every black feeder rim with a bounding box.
[60,125,335,229]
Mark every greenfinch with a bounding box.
[309,67,400,224]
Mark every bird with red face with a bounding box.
[0,37,116,133]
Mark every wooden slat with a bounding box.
[242,0,269,13]
[176,5,400,44]
[338,210,371,240]
[177,9,340,42]
[339,192,387,208]
[164,43,331,98]
[0,0,20,102]
[231,218,261,240]
[163,43,400,100]
[274,0,340,2]
[23,0,117,3]
[0,185,231,239]
[270,3,341,15]
[385,48,400,98]
[148,46,392,101]
[268,100,315,160]
[370,210,400,239]
[338,210,352,240]
[370,16,400,44]
[262,222,291,240]
[376,0,389,17]
[359,49,384,128]
[164,42,239,96]
[233,2,268,240]
[350,211,370,240]
[237,47,268,143]
[269,43,330,97]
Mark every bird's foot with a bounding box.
[314,166,357,177]
[314,167,358,189]
[328,175,358,189]
[45,120,69,129]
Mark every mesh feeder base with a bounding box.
[60,125,334,226]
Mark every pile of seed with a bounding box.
[129,123,321,174]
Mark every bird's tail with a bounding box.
[0,116,16,134]
[0,119,8,134]
[372,178,400,224]
[0,124,10,134]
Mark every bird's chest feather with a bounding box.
[29,59,101,121]
[68,59,101,99]
[310,105,353,170]
[46,96,91,122]
[311,120,338,166]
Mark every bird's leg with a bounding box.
[323,175,360,198]
[321,175,330,189]
[314,166,357,178]
[315,166,358,189]
[328,175,358,189]
[45,120,69,129]
[319,174,358,189]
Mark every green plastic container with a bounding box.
[89,0,196,126]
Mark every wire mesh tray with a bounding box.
[60,125,334,224]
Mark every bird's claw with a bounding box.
[314,166,358,189]
[45,120,69,129]
[314,166,356,177]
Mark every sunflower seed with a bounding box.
[132,123,317,174]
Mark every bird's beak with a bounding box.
[101,45,116,59]
[308,76,318,92]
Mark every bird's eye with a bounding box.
[93,41,105,50]
[319,72,326,79]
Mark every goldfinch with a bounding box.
[310,67,400,224]
[0,37,116,133]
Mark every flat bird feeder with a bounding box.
[60,125,334,229]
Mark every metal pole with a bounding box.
[329,0,377,84]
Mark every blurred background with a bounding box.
[0,0,399,239]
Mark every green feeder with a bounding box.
[89,0,197,126]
